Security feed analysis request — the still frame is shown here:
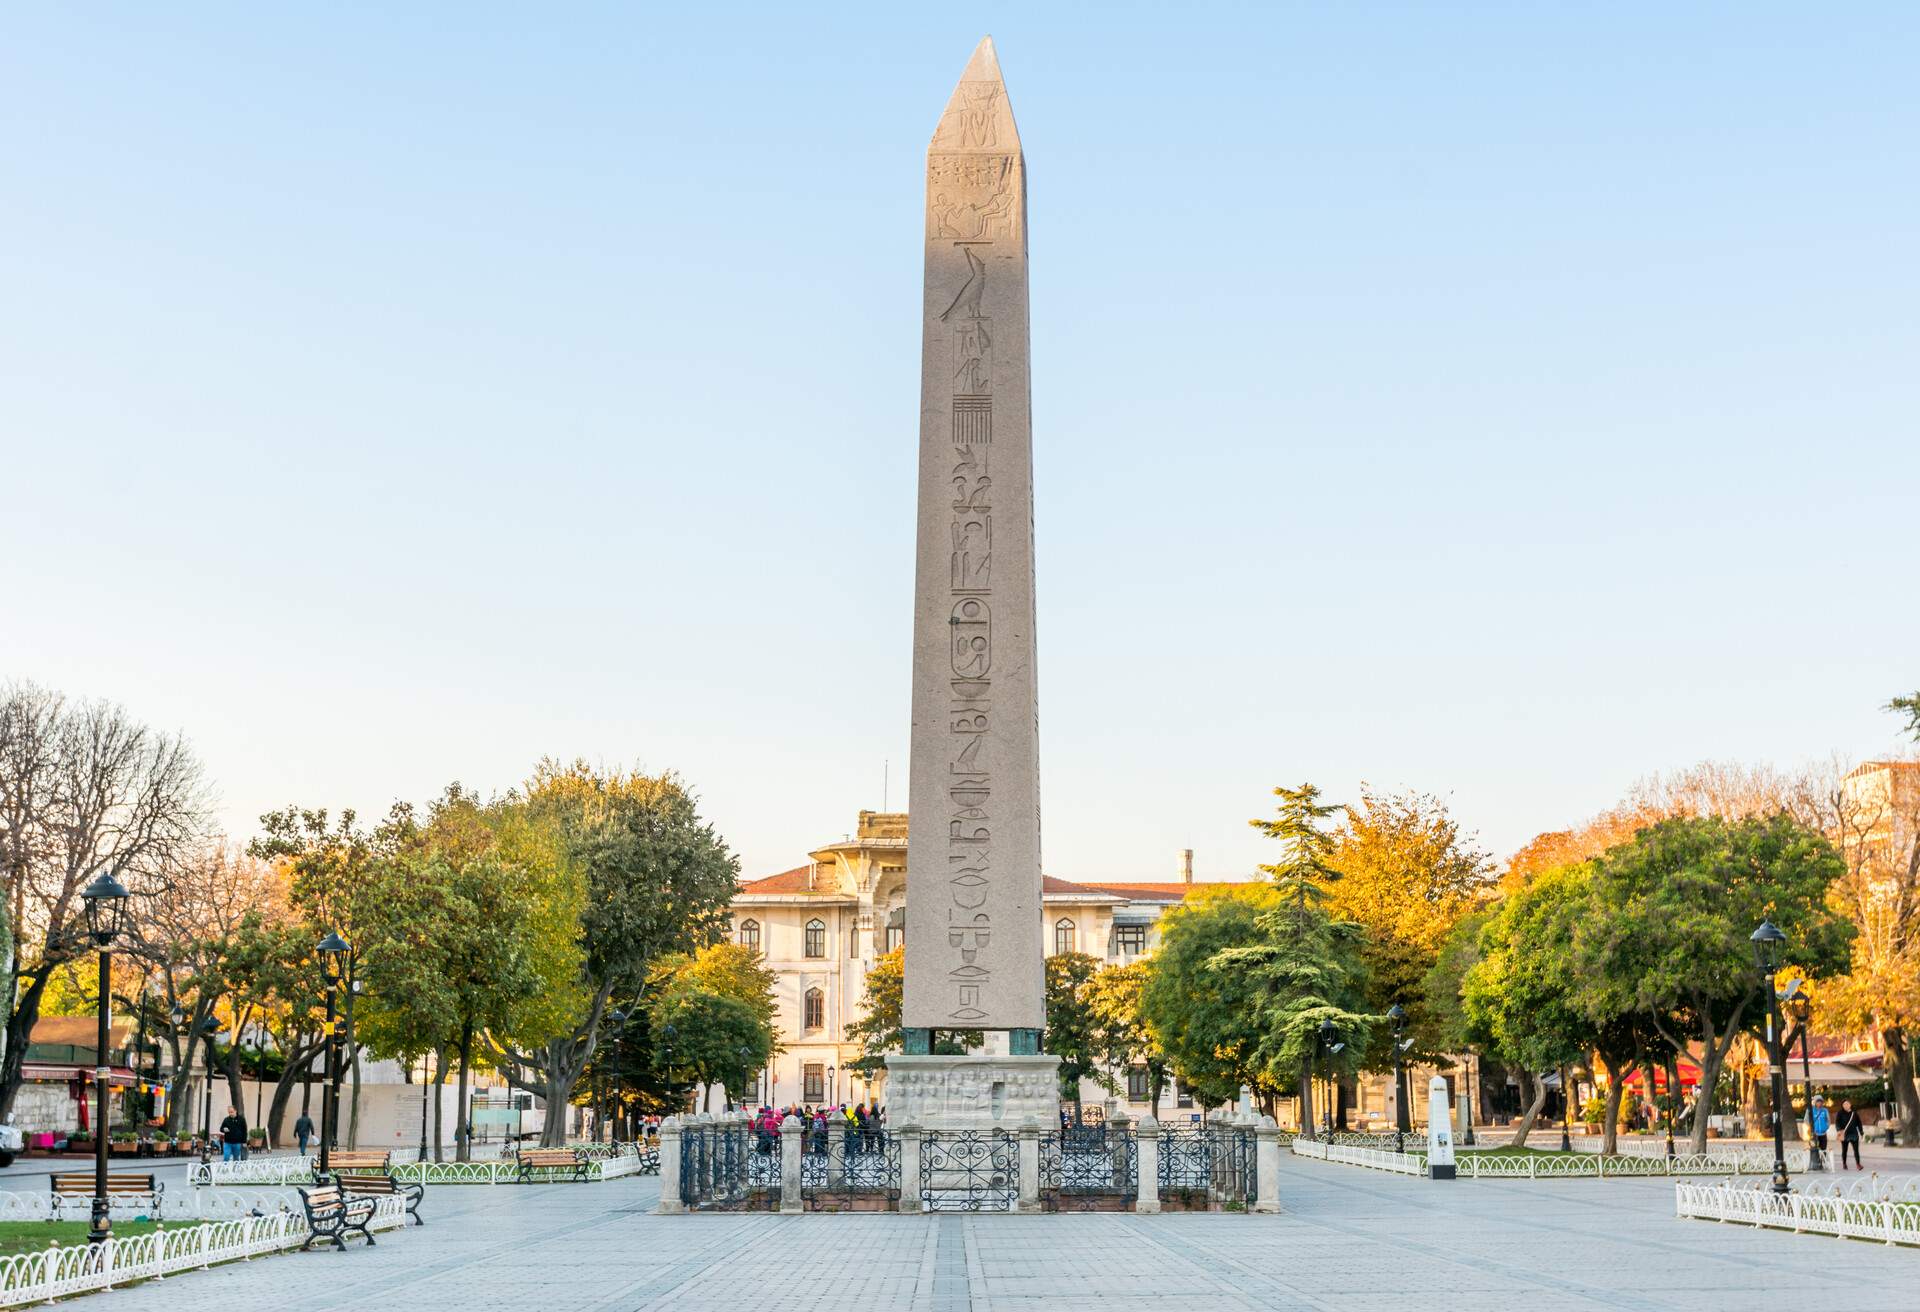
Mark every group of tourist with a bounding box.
[751,1102,886,1153]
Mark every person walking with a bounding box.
[293,1110,315,1156]
[1808,1095,1830,1170]
[1835,1099,1864,1170]
[218,1106,249,1163]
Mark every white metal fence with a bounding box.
[193,1144,647,1187]
[1289,1137,1427,1176]
[0,1188,296,1224]
[1675,1176,1920,1246]
[0,1194,408,1307]
[1287,1139,1806,1181]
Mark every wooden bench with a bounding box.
[50,1173,162,1215]
[638,1141,660,1175]
[297,1183,377,1251]
[323,1150,424,1226]
[517,1147,592,1183]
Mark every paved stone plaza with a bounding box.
[51,1154,1913,1312]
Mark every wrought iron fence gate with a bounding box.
[1040,1126,1137,1211]
[802,1128,901,1211]
[680,1120,778,1211]
[920,1130,1016,1212]
[1157,1125,1255,1211]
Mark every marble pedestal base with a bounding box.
[885,1053,1061,1131]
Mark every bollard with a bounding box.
[898,1124,924,1213]
[1427,1077,1456,1180]
[779,1114,804,1213]
[1135,1114,1161,1214]
[1253,1114,1281,1213]
[656,1115,685,1214]
[1016,1122,1042,1213]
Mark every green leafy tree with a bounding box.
[1573,813,1853,1152]
[1044,951,1116,1117]
[1889,692,1920,739]
[843,947,980,1077]
[1215,892,1374,1130]
[489,762,739,1144]
[1141,887,1292,1111]
[1461,865,1602,1145]
[652,981,774,1112]
[1251,783,1341,908]
[1086,960,1169,1118]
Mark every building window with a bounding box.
[1176,1082,1194,1109]
[804,987,824,1031]
[1127,1066,1150,1101]
[885,907,906,953]
[803,1063,825,1102]
[1054,919,1076,956]
[737,919,760,950]
[804,918,826,958]
[1114,925,1147,956]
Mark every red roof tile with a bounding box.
[738,865,835,895]
[1078,881,1242,900]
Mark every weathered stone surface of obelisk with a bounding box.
[902,37,1043,1036]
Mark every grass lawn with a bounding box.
[0,1220,195,1259]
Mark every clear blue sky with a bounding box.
[4,4,1916,883]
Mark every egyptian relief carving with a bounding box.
[940,248,987,323]
[933,82,1003,150]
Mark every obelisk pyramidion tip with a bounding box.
[931,36,1019,152]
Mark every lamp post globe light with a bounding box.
[316,930,349,1175]
[1387,1004,1409,1155]
[78,872,130,1245]
[1750,919,1791,1196]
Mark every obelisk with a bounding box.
[901,38,1045,1050]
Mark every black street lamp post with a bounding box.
[1560,1066,1573,1152]
[1663,1063,1677,1160]
[608,1009,627,1144]
[79,872,131,1245]
[1751,919,1791,1196]
[1783,981,1820,1170]
[1316,1018,1345,1137]
[1388,1005,1409,1155]
[196,1014,221,1169]
[316,931,349,1176]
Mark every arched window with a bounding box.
[1054,918,1076,956]
[737,919,760,950]
[804,987,825,1031]
[804,918,826,959]
[884,907,906,954]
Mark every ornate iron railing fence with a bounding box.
[679,1121,777,1211]
[801,1130,901,1211]
[1039,1129,1137,1211]
[920,1130,1016,1212]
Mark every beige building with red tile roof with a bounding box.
[729,811,1240,1114]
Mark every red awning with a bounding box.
[1619,1060,1703,1090]
[21,1063,137,1087]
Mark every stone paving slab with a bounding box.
[69,1154,1917,1312]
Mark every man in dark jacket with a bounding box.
[218,1107,248,1162]
[294,1111,315,1156]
